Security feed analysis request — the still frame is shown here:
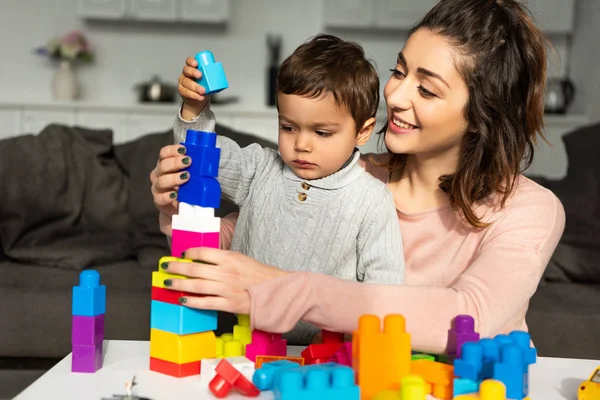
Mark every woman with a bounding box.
[150,0,564,353]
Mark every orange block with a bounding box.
[149,357,200,378]
[353,314,411,400]
[255,355,305,369]
[410,359,454,385]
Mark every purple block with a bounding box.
[72,343,103,373]
[447,315,480,357]
[72,315,104,345]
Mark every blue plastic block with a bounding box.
[509,331,537,365]
[177,175,221,208]
[195,51,229,95]
[453,378,479,396]
[72,270,106,317]
[273,363,359,400]
[492,344,525,400]
[180,130,221,178]
[150,300,216,334]
[479,338,500,380]
[454,341,483,381]
[253,360,299,391]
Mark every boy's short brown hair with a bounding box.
[277,34,380,132]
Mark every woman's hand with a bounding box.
[150,144,191,236]
[162,247,289,314]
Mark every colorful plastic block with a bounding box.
[352,314,411,399]
[329,342,352,366]
[410,359,453,385]
[273,362,359,400]
[253,360,300,391]
[172,213,220,233]
[372,375,427,400]
[454,378,480,396]
[209,359,260,398]
[448,315,480,358]
[321,330,344,344]
[492,344,524,400]
[150,300,217,334]
[195,51,229,94]
[454,341,484,381]
[302,342,344,365]
[177,174,222,208]
[72,343,103,373]
[151,286,193,305]
[149,357,200,378]
[412,353,436,362]
[171,230,219,258]
[72,270,106,317]
[245,330,287,362]
[200,356,255,387]
[178,202,215,218]
[149,328,216,364]
[179,130,220,177]
[233,314,252,352]
[72,314,104,345]
[255,355,304,369]
[454,379,507,400]
[153,256,191,289]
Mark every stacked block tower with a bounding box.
[71,270,106,373]
[150,50,229,377]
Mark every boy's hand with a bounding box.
[178,56,210,120]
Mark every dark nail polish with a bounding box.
[169,192,177,199]
[160,262,169,270]
[179,297,187,304]
[177,146,186,154]
[180,172,189,180]
[164,279,172,287]
[182,157,190,165]
[181,251,186,258]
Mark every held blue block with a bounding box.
[492,344,525,400]
[195,51,229,95]
[273,363,359,400]
[72,270,106,317]
[253,360,299,391]
[150,300,216,334]
[180,130,221,177]
[177,175,221,208]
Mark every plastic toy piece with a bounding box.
[253,360,301,391]
[273,362,359,400]
[151,286,196,306]
[177,174,221,209]
[72,314,104,345]
[178,203,215,218]
[454,379,509,400]
[321,330,344,344]
[255,355,304,369]
[195,51,229,95]
[301,342,344,365]
[150,300,217,334]
[447,315,480,358]
[233,314,252,353]
[491,344,525,400]
[352,314,412,399]
[245,330,287,362]
[328,342,352,366]
[72,343,103,373]
[172,214,220,233]
[72,270,106,316]
[149,328,216,364]
[410,359,453,400]
[200,356,255,387]
[149,357,200,378]
[179,129,221,178]
[209,359,260,398]
[411,354,435,362]
[454,377,480,397]
[152,256,191,289]
[171,230,219,258]
[578,366,600,400]
[371,375,427,400]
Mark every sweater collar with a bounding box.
[282,150,364,189]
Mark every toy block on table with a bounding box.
[372,374,427,400]
[454,377,480,397]
[273,362,359,400]
[209,359,260,398]
[410,359,454,399]
[245,330,287,362]
[233,314,252,351]
[150,300,217,334]
[302,342,344,365]
[72,270,106,317]
[255,355,304,369]
[447,315,480,359]
[321,330,344,344]
[72,315,104,345]
[328,342,352,366]
[151,286,196,305]
[200,356,254,387]
[253,360,303,391]
[352,314,411,400]
[149,328,216,364]
[72,343,103,373]
[491,344,525,400]
[171,230,220,257]
[172,213,221,233]
[216,336,244,358]
[411,353,435,362]
[195,50,229,95]
[454,379,510,400]
[149,357,201,378]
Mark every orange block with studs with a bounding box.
[353,314,411,400]
[255,355,305,369]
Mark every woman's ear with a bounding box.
[356,117,377,146]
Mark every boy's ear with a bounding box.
[356,117,377,146]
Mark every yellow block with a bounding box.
[233,315,252,355]
[150,328,216,364]
[454,380,508,400]
[216,335,244,358]
[152,256,192,289]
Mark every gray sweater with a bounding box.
[174,107,405,343]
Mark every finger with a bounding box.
[169,275,225,295]
[158,144,186,161]
[182,247,230,265]
[178,83,205,103]
[186,56,199,68]
[183,65,202,81]
[179,294,231,312]
[153,190,178,208]
[154,171,189,192]
[157,155,192,175]
[165,261,220,280]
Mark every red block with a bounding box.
[322,330,344,344]
[302,343,344,365]
[209,359,260,398]
[149,357,200,378]
[151,286,188,305]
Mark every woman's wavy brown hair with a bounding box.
[382,0,549,228]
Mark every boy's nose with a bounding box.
[294,133,312,152]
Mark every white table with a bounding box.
[14,340,599,400]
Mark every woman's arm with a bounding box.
[219,212,238,250]
[248,186,565,354]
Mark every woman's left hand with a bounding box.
[162,247,289,314]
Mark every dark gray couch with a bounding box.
[0,122,599,362]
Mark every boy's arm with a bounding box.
[357,188,406,284]
[173,104,272,206]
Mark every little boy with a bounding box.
[174,34,405,344]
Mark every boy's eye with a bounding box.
[315,131,332,137]
[280,125,294,131]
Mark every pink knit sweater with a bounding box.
[220,154,565,353]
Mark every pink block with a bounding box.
[329,342,352,366]
[171,230,219,257]
[245,330,287,362]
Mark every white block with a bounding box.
[199,357,255,386]
[172,214,220,233]
[178,202,215,218]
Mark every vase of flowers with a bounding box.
[35,31,94,100]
